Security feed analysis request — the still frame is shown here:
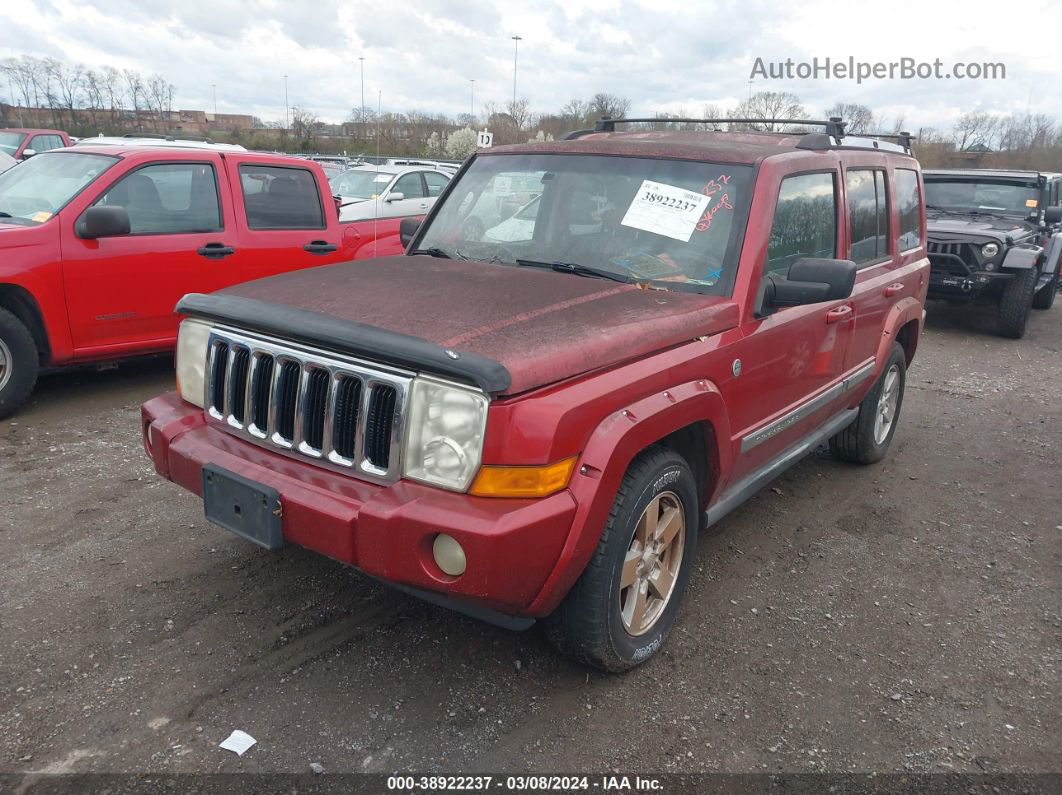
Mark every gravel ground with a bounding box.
[0,300,1059,784]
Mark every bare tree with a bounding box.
[588,92,631,120]
[824,102,874,134]
[730,91,806,130]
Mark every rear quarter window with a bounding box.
[895,168,922,251]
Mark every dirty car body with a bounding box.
[143,121,929,670]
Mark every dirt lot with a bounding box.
[1,301,1059,783]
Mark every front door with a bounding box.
[728,170,856,480]
[62,157,231,351]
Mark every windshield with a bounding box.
[924,178,1040,216]
[0,151,116,226]
[0,132,27,157]
[416,153,751,295]
[330,170,395,199]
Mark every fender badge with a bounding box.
[732,359,742,377]
[444,349,460,360]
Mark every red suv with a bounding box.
[143,118,929,671]
[0,128,71,160]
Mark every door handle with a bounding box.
[197,243,235,259]
[303,240,338,255]
[884,282,904,297]
[826,305,854,324]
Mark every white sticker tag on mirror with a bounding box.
[621,180,710,242]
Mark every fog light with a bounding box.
[432,534,466,576]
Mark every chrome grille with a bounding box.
[205,327,412,483]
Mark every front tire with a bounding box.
[998,268,1038,337]
[0,308,39,420]
[829,342,906,465]
[544,447,699,672]
[1032,270,1057,310]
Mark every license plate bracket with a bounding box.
[202,464,283,550]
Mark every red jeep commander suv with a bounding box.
[143,117,929,671]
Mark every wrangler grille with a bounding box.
[927,240,979,275]
[205,327,412,483]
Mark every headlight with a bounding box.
[175,319,212,408]
[981,242,999,259]
[403,377,488,491]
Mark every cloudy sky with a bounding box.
[2,0,1060,132]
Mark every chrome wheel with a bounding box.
[618,491,685,636]
[0,337,11,393]
[874,364,901,445]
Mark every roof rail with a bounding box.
[860,130,914,149]
[121,132,217,144]
[566,116,848,140]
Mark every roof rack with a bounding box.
[564,116,914,154]
[121,132,217,144]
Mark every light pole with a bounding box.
[358,57,365,118]
[510,35,522,108]
[283,74,289,129]
[211,83,217,117]
[469,79,475,122]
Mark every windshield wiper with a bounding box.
[409,247,452,259]
[515,259,632,284]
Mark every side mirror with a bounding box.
[399,216,421,248]
[20,148,36,160]
[762,257,857,311]
[1044,206,1062,224]
[385,192,405,203]
[76,205,132,239]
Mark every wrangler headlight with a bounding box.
[175,319,212,408]
[403,377,488,491]
[981,242,999,259]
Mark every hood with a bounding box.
[179,256,739,395]
[926,211,1036,243]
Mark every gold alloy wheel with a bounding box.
[618,491,685,636]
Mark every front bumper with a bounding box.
[927,269,1012,298]
[142,392,579,619]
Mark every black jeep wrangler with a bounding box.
[924,169,1062,338]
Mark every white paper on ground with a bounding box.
[620,179,711,242]
[219,730,257,756]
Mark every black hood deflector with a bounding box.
[176,293,513,394]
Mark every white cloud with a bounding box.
[1,0,1059,131]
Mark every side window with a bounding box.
[895,168,922,251]
[424,171,449,197]
[392,173,426,199]
[765,172,837,275]
[94,162,221,235]
[31,135,61,152]
[239,165,324,230]
[847,169,889,264]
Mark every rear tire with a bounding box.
[0,307,39,420]
[829,343,906,465]
[543,446,698,672]
[998,268,1038,337]
[1032,271,1057,310]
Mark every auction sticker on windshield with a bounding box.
[621,179,711,242]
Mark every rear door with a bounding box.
[61,153,233,350]
[225,157,347,282]
[381,171,430,218]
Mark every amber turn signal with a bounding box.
[469,457,578,498]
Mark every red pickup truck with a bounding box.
[143,118,929,670]
[0,128,72,160]
[0,140,408,417]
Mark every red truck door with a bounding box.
[61,154,234,351]
[727,169,856,479]
[223,156,350,283]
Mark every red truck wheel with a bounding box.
[829,343,907,465]
[0,308,39,420]
[544,446,699,672]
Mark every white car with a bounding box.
[0,150,16,175]
[331,165,451,223]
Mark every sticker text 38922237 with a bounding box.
[621,180,711,242]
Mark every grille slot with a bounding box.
[273,360,302,443]
[331,375,363,459]
[203,328,413,483]
[364,385,398,469]
[228,346,250,424]
[301,368,330,451]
